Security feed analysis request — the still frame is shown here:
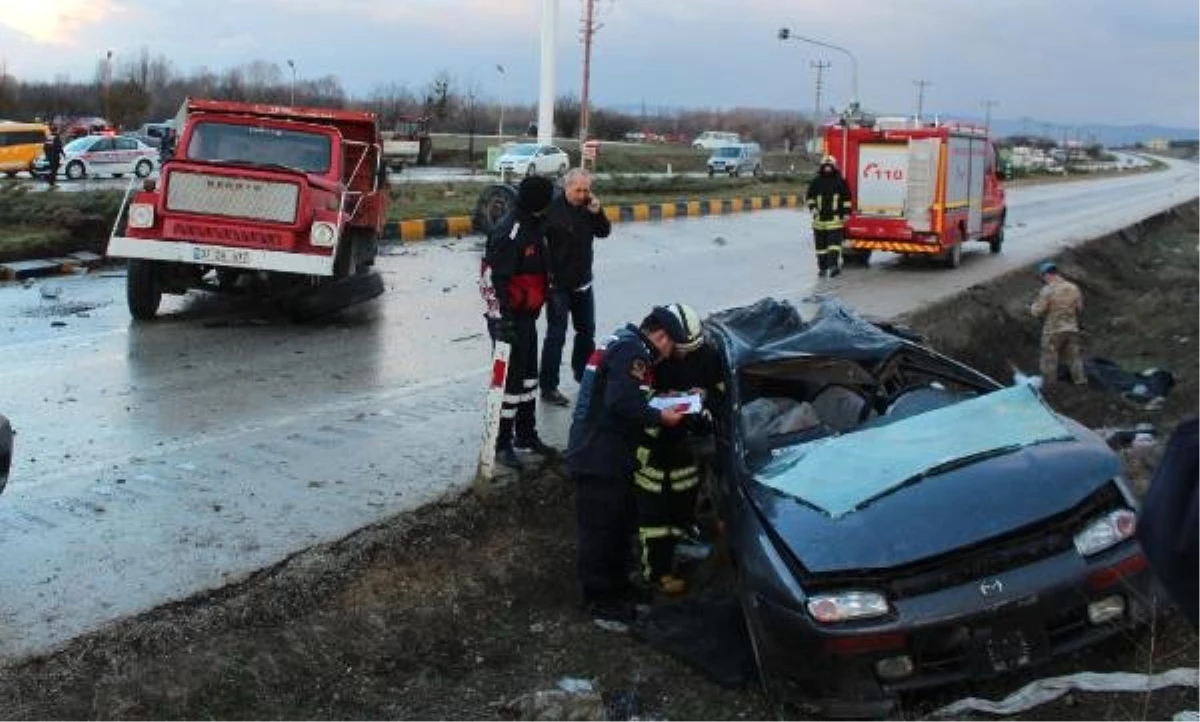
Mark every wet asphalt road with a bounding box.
[0,159,1195,661]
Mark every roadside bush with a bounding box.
[0,184,123,261]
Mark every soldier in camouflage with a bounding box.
[1030,261,1087,385]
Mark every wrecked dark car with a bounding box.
[703,298,1154,717]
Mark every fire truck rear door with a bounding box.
[855,143,908,219]
[904,138,939,233]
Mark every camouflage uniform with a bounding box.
[1030,277,1086,384]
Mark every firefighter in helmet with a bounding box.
[632,303,724,597]
[806,155,852,278]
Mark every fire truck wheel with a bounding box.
[943,241,963,269]
[66,161,86,181]
[135,159,153,178]
[288,271,385,322]
[988,227,1005,254]
[843,249,872,267]
[127,260,163,321]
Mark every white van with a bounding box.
[692,130,740,150]
[706,142,763,177]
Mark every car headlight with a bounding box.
[310,222,337,247]
[1074,508,1137,557]
[806,590,890,623]
[127,203,155,229]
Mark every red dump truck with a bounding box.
[106,98,390,320]
[823,118,1007,268]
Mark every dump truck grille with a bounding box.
[166,171,299,224]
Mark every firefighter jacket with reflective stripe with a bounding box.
[484,210,548,315]
[634,344,725,493]
[806,167,851,232]
[566,325,663,479]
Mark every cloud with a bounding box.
[0,0,125,45]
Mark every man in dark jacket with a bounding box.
[480,176,558,469]
[565,304,694,632]
[805,155,852,278]
[44,130,64,187]
[539,168,611,407]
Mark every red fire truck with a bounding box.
[107,98,390,320]
[822,118,1007,268]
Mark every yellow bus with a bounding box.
[0,122,50,177]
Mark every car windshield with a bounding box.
[505,144,538,157]
[184,121,333,174]
[64,137,95,152]
[715,146,741,158]
[752,384,1076,518]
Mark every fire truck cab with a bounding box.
[107,98,390,320]
[823,117,1007,268]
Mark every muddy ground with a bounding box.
[0,203,1196,721]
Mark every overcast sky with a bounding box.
[2,0,1197,130]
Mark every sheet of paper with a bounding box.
[649,393,703,414]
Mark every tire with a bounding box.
[126,259,163,320]
[526,164,536,178]
[943,240,963,269]
[472,183,519,236]
[988,225,1005,254]
[0,413,12,495]
[66,161,85,180]
[289,270,385,321]
[843,249,872,267]
[134,159,152,178]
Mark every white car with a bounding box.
[495,143,570,180]
[34,134,158,180]
[692,130,740,150]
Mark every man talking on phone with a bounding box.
[539,168,611,407]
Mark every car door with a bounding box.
[113,136,141,175]
[84,137,115,175]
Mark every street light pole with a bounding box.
[496,64,506,139]
[777,28,859,110]
[981,99,999,133]
[104,50,112,121]
[286,59,296,105]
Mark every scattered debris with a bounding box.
[929,668,1199,717]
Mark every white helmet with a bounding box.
[654,302,704,352]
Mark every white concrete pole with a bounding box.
[537,0,557,145]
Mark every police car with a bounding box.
[34,133,158,181]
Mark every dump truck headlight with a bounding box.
[128,203,155,229]
[310,222,337,247]
[1074,508,1136,557]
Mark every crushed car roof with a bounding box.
[706,296,911,369]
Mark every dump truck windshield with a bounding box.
[185,121,332,174]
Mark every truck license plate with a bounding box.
[192,246,253,266]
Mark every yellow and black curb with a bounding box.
[382,192,804,242]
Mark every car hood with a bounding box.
[748,397,1120,573]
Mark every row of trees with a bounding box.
[0,53,815,149]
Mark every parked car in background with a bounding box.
[131,121,175,149]
[33,134,158,180]
[0,121,50,177]
[705,296,1155,717]
[495,143,570,181]
[706,142,763,177]
[692,130,740,150]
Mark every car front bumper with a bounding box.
[744,544,1155,716]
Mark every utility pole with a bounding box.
[578,0,602,148]
[537,0,557,146]
[981,99,998,132]
[810,60,830,153]
[913,79,931,124]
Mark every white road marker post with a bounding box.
[476,339,511,488]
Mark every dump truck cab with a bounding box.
[107,98,389,320]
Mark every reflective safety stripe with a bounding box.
[847,239,942,254]
[635,473,662,493]
[812,218,844,231]
[500,407,517,418]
